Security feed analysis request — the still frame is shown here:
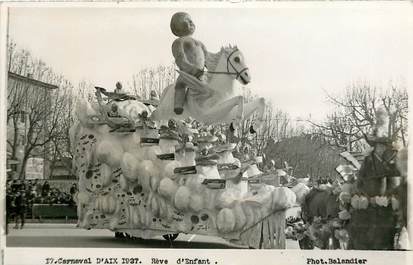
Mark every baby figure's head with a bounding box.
[170,12,195,37]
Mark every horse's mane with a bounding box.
[205,45,237,80]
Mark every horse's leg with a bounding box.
[237,95,244,121]
[245,97,265,128]
[201,96,244,124]
[225,97,265,128]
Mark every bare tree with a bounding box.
[48,81,77,177]
[18,83,65,178]
[128,64,176,99]
[77,80,96,102]
[7,42,34,162]
[310,82,408,152]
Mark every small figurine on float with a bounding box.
[175,117,197,143]
[240,146,251,163]
[94,85,136,133]
[141,90,160,112]
[215,143,241,180]
[195,128,219,178]
[224,149,264,197]
[260,160,279,187]
[196,130,218,151]
[243,156,264,184]
[170,12,209,115]
[95,82,137,103]
[137,110,159,146]
[114,81,124,94]
[196,147,222,188]
[157,119,181,160]
[174,141,198,175]
[173,119,198,175]
[108,103,120,118]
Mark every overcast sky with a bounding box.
[8,3,411,121]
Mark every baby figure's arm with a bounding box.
[172,38,204,78]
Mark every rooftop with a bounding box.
[8,72,59,90]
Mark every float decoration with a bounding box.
[71,88,294,249]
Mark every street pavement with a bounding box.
[6,223,300,249]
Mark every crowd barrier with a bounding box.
[31,204,77,220]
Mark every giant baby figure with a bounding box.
[170,12,209,115]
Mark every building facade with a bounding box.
[7,72,58,180]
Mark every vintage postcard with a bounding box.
[0,1,412,265]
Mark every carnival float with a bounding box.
[69,12,302,249]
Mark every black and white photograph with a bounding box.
[0,1,411,265]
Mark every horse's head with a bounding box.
[224,46,251,85]
[207,46,251,85]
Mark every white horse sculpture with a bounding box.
[151,46,265,128]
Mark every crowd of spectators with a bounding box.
[7,179,77,206]
[6,179,78,231]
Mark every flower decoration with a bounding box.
[375,196,389,207]
[339,192,351,204]
[338,210,351,220]
[359,196,369,209]
[351,195,369,209]
[351,195,360,209]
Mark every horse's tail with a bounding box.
[150,84,174,122]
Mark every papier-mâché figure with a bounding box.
[114,82,123,94]
[170,12,208,115]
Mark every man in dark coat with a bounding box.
[42,181,50,196]
[69,183,78,206]
[14,185,27,229]
[6,187,14,234]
